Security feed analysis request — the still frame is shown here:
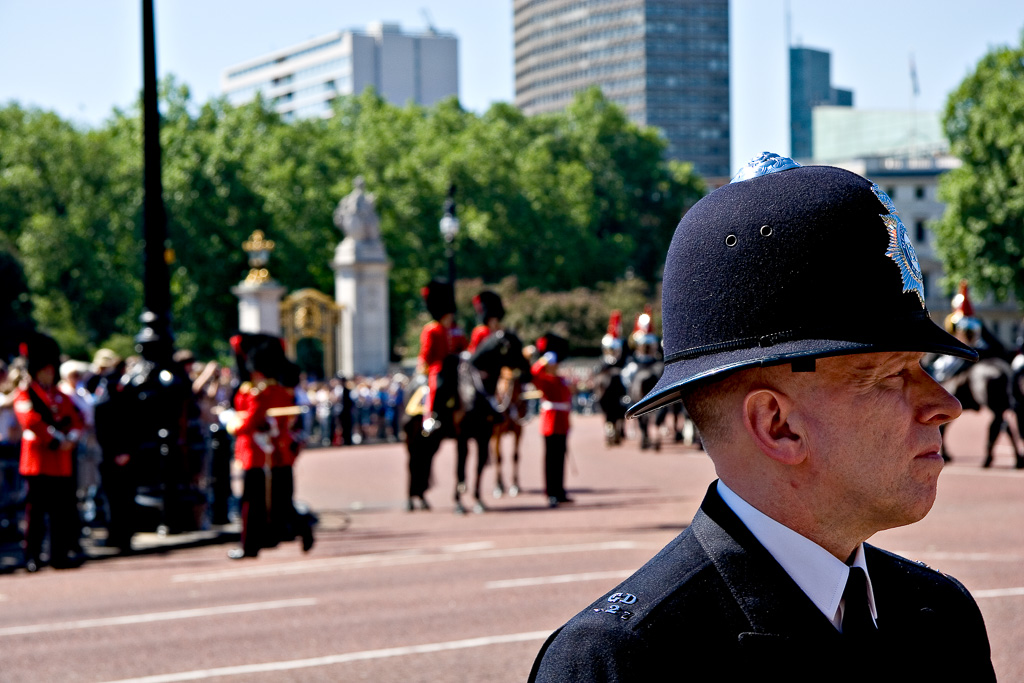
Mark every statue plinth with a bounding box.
[334,236,387,264]
[332,178,391,377]
[232,279,286,336]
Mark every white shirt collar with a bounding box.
[716,480,877,630]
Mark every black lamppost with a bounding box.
[129,0,194,536]
[138,0,173,357]
[439,184,459,287]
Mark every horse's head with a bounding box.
[471,331,532,385]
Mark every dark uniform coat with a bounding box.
[530,482,995,682]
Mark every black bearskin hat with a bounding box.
[19,332,61,378]
[473,290,505,324]
[422,279,456,321]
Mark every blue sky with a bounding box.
[1,1,1021,172]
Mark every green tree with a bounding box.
[934,32,1024,303]
[0,104,140,356]
[0,84,704,362]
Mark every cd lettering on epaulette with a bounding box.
[872,183,925,307]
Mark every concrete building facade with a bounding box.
[221,22,458,120]
[514,0,731,179]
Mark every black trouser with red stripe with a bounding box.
[240,468,267,557]
[544,434,567,500]
[23,475,79,567]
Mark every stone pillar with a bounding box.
[332,238,390,377]
[232,281,286,336]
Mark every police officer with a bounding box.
[13,333,84,572]
[530,153,995,681]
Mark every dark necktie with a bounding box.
[841,566,876,638]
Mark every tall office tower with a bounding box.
[221,22,458,121]
[514,0,731,179]
[789,46,853,160]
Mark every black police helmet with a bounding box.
[627,152,977,418]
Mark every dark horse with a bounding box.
[403,331,532,513]
[930,326,1024,469]
[490,368,530,498]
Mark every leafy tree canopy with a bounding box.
[0,84,704,363]
[934,31,1024,304]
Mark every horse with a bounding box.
[593,361,628,446]
[403,331,532,513]
[625,357,667,451]
[930,330,1024,469]
[490,368,530,498]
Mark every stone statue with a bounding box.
[334,176,381,243]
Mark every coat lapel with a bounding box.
[691,483,842,649]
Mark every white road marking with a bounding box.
[441,541,496,553]
[98,630,553,682]
[487,570,633,589]
[974,587,1024,599]
[0,598,317,637]
[173,541,645,583]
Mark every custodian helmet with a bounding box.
[627,152,977,417]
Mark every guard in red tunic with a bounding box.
[225,337,285,559]
[417,279,466,435]
[531,333,573,508]
[468,290,505,353]
[13,333,85,571]
[265,349,315,553]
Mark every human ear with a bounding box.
[742,388,805,465]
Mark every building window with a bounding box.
[915,220,926,242]
[915,186,925,199]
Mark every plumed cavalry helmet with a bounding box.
[627,152,978,418]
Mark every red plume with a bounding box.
[607,310,621,338]
[952,280,975,317]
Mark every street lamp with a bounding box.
[439,184,459,286]
[242,229,276,285]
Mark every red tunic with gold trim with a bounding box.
[468,324,492,353]
[264,384,300,468]
[232,381,292,471]
[14,382,84,477]
[418,321,467,413]
[530,360,572,437]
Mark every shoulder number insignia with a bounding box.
[593,592,638,620]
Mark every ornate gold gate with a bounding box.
[280,289,342,379]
